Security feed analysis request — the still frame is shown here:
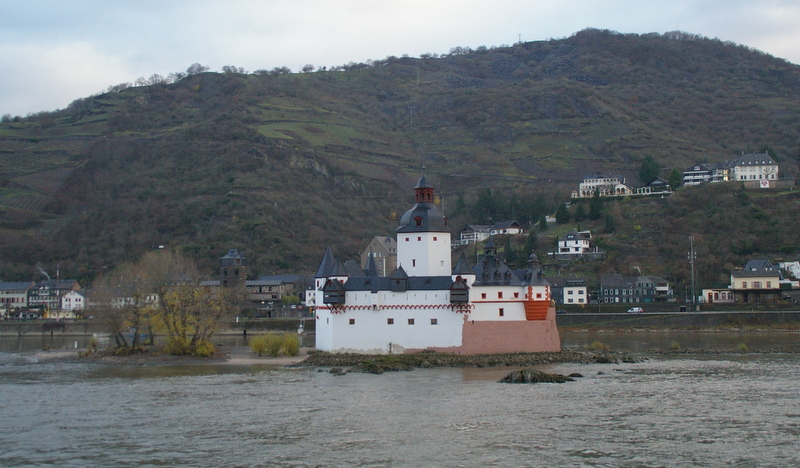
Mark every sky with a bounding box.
[2,0,799,117]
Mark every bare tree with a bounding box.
[186,63,210,75]
[222,65,246,74]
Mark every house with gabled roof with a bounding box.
[548,277,588,305]
[0,281,35,316]
[729,259,783,303]
[729,152,779,184]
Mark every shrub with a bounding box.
[587,340,610,351]
[265,334,283,357]
[670,341,681,350]
[282,333,300,356]
[165,336,191,355]
[250,335,269,357]
[193,340,215,357]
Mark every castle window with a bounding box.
[481,293,487,299]
[349,319,355,325]
[536,293,542,299]
[514,292,519,299]
[499,308,504,317]
[433,237,437,241]
[498,292,503,299]
[417,237,421,241]
[414,216,423,227]
[387,318,394,325]
[408,318,415,325]
[412,259,416,267]
[430,318,438,325]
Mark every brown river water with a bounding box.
[1,331,798,467]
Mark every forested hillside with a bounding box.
[0,28,798,286]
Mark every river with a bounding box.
[1,332,799,467]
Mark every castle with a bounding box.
[310,176,560,354]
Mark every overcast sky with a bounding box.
[2,0,799,117]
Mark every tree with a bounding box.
[524,230,538,256]
[667,168,683,190]
[538,213,548,231]
[638,155,661,183]
[301,64,315,73]
[574,203,586,222]
[555,203,570,224]
[91,259,161,351]
[222,65,246,74]
[604,213,617,233]
[92,250,238,356]
[588,190,603,220]
[186,63,210,75]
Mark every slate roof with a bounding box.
[732,259,783,278]
[0,281,35,291]
[343,275,455,292]
[396,176,450,233]
[729,152,776,167]
[452,253,474,276]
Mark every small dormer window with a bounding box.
[414,216,423,227]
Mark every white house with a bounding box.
[558,230,593,255]
[572,174,632,198]
[311,176,560,355]
[730,152,779,184]
[61,290,85,312]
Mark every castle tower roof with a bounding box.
[396,176,450,233]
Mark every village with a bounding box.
[2,152,799,330]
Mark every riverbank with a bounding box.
[14,340,800,373]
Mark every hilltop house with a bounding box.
[683,152,779,187]
[683,162,730,185]
[730,152,779,184]
[557,230,592,255]
[454,221,524,247]
[554,230,603,260]
[310,176,560,354]
[572,174,631,198]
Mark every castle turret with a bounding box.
[395,176,451,276]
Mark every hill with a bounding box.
[0,28,798,286]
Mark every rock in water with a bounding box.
[499,368,575,384]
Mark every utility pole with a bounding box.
[688,235,696,307]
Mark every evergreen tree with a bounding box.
[667,168,683,190]
[588,190,603,220]
[638,155,661,183]
[555,203,570,224]
[604,213,617,233]
[574,203,586,222]
[503,236,518,266]
[538,213,548,231]
[524,230,538,256]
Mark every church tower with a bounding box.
[395,176,451,277]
